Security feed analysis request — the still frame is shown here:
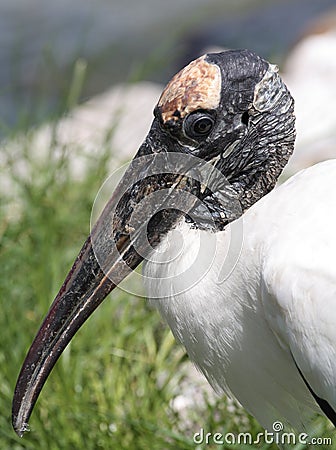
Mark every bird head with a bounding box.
[12,49,295,436]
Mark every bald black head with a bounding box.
[151,49,295,221]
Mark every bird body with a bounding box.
[145,160,336,429]
[12,49,336,438]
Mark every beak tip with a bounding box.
[12,396,31,437]
[12,417,29,438]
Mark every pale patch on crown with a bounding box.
[253,63,287,112]
[158,55,221,123]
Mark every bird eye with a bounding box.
[184,112,215,139]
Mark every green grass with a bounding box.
[0,64,334,450]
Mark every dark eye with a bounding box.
[184,112,215,139]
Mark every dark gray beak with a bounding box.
[12,122,203,436]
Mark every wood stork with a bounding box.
[12,49,336,436]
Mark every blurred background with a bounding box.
[1,0,335,448]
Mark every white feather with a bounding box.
[144,159,336,430]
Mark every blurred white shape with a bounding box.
[1,82,162,213]
[283,20,336,174]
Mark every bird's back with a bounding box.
[255,159,336,426]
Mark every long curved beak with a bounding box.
[12,123,200,437]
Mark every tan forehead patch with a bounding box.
[158,55,221,123]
